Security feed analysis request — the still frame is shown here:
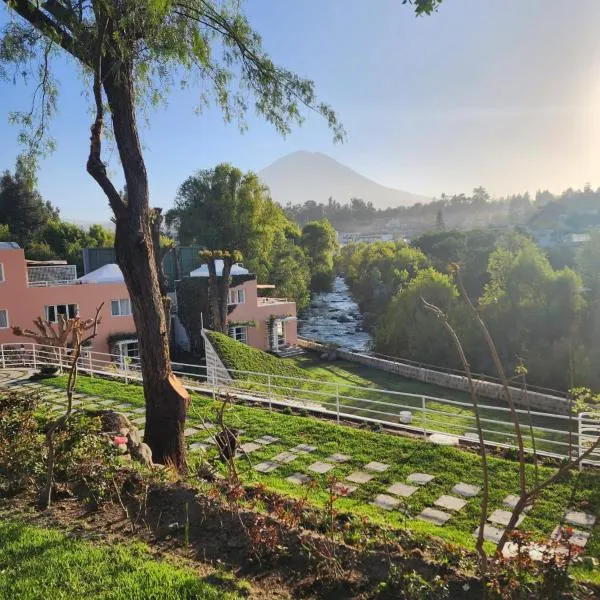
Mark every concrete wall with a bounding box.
[297,338,570,415]
[0,247,135,355]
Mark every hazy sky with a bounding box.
[1,0,600,221]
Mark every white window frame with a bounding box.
[45,304,79,323]
[228,287,246,305]
[0,309,8,329]
[0,263,4,282]
[111,298,132,317]
[114,339,139,368]
[229,326,248,344]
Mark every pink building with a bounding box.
[184,261,299,354]
[0,243,136,358]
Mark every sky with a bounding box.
[1,0,600,221]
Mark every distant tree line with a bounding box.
[285,184,600,237]
[0,160,115,275]
[338,228,600,392]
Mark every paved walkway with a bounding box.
[0,369,595,558]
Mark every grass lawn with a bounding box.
[41,375,600,583]
[0,519,245,600]
[207,333,574,455]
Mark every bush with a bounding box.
[0,390,45,494]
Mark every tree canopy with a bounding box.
[301,219,339,293]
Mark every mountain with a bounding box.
[258,151,430,209]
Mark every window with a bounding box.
[114,339,139,369]
[0,309,8,329]
[45,304,78,323]
[229,326,248,344]
[111,299,132,316]
[228,288,246,305]
[0,263,4,282]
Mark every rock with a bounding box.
[130,442,153,467]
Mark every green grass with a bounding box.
[41,375,600,567]
[207,334,574,455]
[0,519,244,600]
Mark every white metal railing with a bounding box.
[1,342,598,465]
[257,297,293,305]
[27,264,78,287]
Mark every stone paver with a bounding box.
[346,471,373,484]
[452,482,481,498]
[474,524,504,544]
[272,451,299,464]
[203,436,217,445]
[240,442,262,453]
[407,472,435,486]
[564,510,596,529]
[503,494,533,513]
[371,494,400,511]
[333,482,357,496]
[326,453,350,463]
[286,472,311,485]
[363,461,389,473]
[386,483,418,497]
[189,442,210,452]
[488,509,525,528]
[429,433,459,446]
[254,461,279,474]
[132,407,145,414]
[255,435,279,445]
[132,417,146,426]
[114,403,131,410]
[419,508,451,525]
[308,461,335,474]
[435,495,467,512]
[290,443,317,454]
[97,399,115,406]
[552,526,590,549]
[184,427,199,437]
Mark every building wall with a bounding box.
[0,248,135,355]
[227,279,297,351]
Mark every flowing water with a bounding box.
[297,277,372,352]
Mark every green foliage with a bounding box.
[205,330,306,380]
[301,219,339,293]
[0,520,242,599]
[167,164,311,308]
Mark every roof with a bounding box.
[0,241,20,249]
[78,263,125,284]
[190,260,250,277]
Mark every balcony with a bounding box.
[257,297,293,306]
[27,265,78,287]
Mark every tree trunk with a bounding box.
[102,61,189,471]
[207,256,233,334]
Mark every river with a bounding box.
[297,277,372,352]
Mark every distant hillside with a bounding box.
[259,151,430,209]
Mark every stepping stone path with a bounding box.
[371,494,400,511]
[327,453,350,463]
[254,461,279,474]
[564,510,596,529]
[290,443,317,454]
[435,495,466,512]
[132,417,146,425]
[255,435,279,445]
[132,408,145,414]
[407,472,435,486]
[474,524,504,544]
[489,509,524,528]
[189,442,210,452]
[503,494,533,513]
[272,451,298,464]
[363,461,389,473]
[333,482,357,496]
[429,433,459,446]
[419,507,451,525]
[240,442,262,453]
[184,427,199,437]
[552,526,590,549]
[386,483,417,497]
[346,471,373,484]
[452,482,480,498]
[308,461,335,474]
[286,472,311,485]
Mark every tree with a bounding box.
[434,208,445,231]
[167,164,306,331]
[301,219,339,293]
[1,0,440,472]
[0,160,59,247]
